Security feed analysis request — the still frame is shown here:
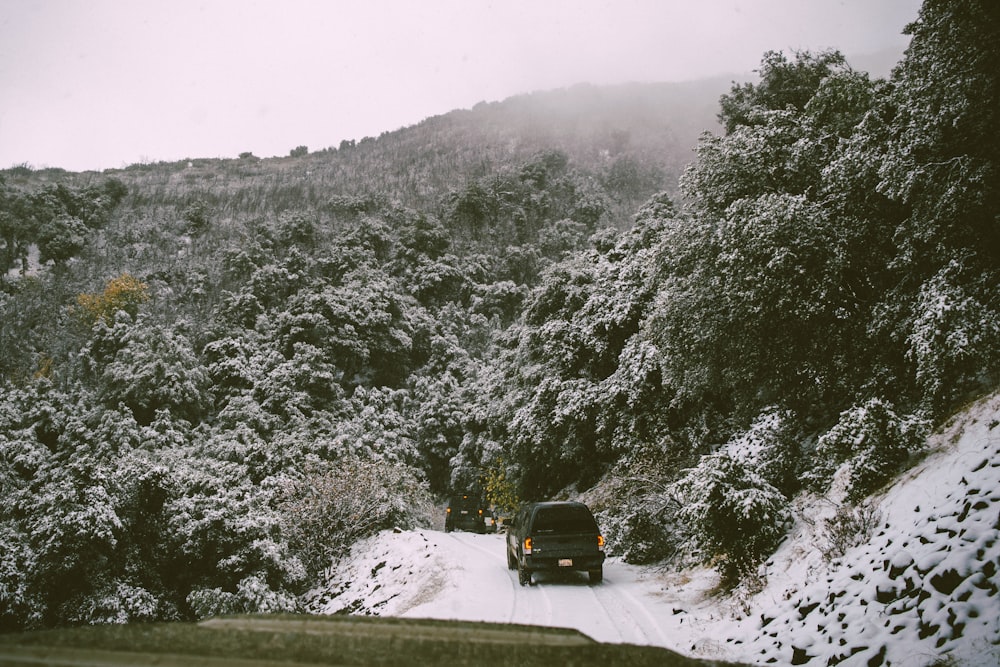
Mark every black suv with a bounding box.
[506,501,606,586]
[445,493,488,533]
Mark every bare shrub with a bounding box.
[819,501,881,561]
[276,458,433,577]
[732,571,767,618]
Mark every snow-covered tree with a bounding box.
[671,453,790,583]
[808,398,928,502]
[96,316,210,425]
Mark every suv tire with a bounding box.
[507,549,517,571]
[588,568,603,585]
[518,562,531,587]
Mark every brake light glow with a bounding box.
[446,507,451,514]
[523,537,532,555]
[597,535,605,551]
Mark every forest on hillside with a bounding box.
[1,0,998,630]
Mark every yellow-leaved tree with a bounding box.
[481,458,520,517]
[76,273,149,325]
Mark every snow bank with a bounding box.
[304,529,455,618]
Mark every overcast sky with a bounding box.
[1,0,922,173]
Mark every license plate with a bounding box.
[558,559,573,567]
[460,510,468,514]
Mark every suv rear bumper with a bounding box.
[447,517,486,533]
[523,553,605,572]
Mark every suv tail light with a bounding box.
[523,537,533,555]
[597,535,605,551]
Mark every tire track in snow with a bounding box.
[591,584,642,643]
[608,584,672,647]
[589,573,669,646]
[518,565,671,646]
[465,539,629,642]
[438,532,666,646]
[449,532,558,628]
[520,571,618,642]
[529,575,556,629]
[582,581,631,643]
[447,532,521,623]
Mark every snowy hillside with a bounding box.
[724,390,1000,666]
[306,391,1000,666]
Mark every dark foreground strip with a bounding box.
[0,644,326,667]
[200,616,594,647]
[0,614,748,667]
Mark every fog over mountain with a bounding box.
[0,0,919,171]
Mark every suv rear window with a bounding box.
[450,495,482,511]
[531,505,598,534]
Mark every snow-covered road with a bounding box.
[413,531,675,647]
[304,527,730,658]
